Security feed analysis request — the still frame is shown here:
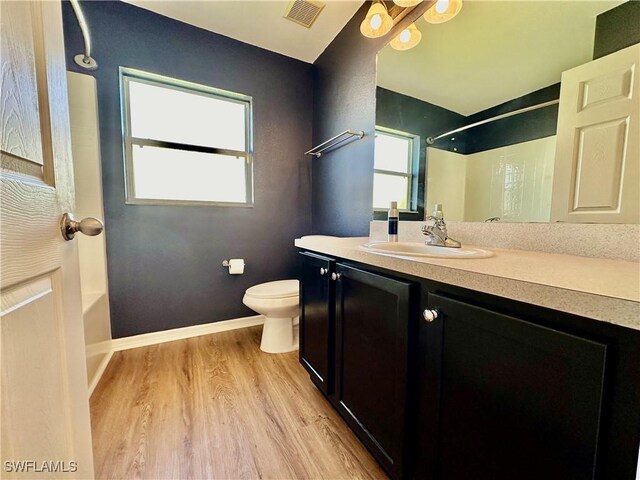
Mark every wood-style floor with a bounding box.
[91,326,388,479]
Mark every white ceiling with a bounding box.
[123,0,364,64]
[377,1,625,116]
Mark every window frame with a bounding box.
[373,126,420,213]
[119,67,254,207]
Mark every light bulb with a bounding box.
[370,13,382,30]
[399,29,411,43]
[435,0,449,14]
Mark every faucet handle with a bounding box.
[425,215,446,228]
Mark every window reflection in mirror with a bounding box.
[373,127,419,212]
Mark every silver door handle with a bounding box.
[423,309,440,322]
[331,272,341,281]
[61,213,104,241]
[320,267,327,275]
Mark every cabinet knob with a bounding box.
[320,267,327,275]
[331,272,342,281]
[423,309,439,322]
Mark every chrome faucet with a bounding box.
[422,215,461,248]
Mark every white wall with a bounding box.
[426,136,556,223]
[425,148,467,221]
[67,72,112,393]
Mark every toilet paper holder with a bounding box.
[222,259,244,267]
[222,259,245,274]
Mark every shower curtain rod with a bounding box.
[69,0,98,70]
[426,99,560,145]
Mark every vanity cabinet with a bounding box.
[298,249,640,480]
[334,264,416,480]
[418,293,608,480]
[299,254,417,480]
[299,252,335,394]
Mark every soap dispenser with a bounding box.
[388,201,399,242]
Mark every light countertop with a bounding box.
[294,236,640,331]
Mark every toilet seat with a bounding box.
[245,280,299,299]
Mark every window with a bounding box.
[373,127,418,211]
[120,68,253,206]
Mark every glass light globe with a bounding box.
[390,23,422,51]
[360,2,393,38]
[424,0,462,24]
[393,0,423,7]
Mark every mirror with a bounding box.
[375,0,636,223]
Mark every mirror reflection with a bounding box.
[375,0,637,223]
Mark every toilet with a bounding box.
[242,280,299,353]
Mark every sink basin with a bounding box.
[361,241,494,259]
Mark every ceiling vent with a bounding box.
[283,0,325,28]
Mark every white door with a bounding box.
[1,1,94,478]
[551,43,640,223]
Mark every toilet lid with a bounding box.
[245,280,299,299]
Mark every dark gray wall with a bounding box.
[594,0,640,59]
[62,1,313,338]
[460,83,560,154]
[311,2,430,236]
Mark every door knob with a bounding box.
[331,272,341,281]
[423,309,440,322]
[60,213,104,241]
[320,267,327,275]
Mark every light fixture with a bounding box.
[390,23,422,50]
[360,1,393,38]
[423,0,462,24]
[392,0,423,7]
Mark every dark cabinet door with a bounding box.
[299,252,335,394]
[334,263,415,480]
[422,293,608,480]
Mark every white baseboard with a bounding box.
[110,315,265,352]
[88,350,113,397]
